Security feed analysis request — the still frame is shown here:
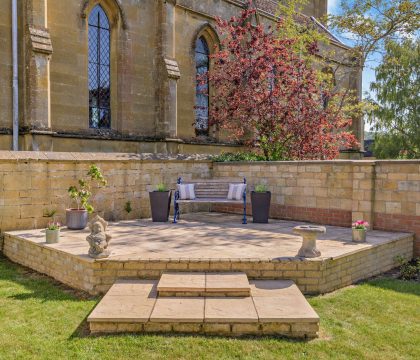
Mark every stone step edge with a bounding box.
[89,321,319,339]
[158,290,251,297]
[157,272,251,295]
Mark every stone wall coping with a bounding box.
[0,151,213,163]
[326,233,414,261]
[214,160,420,165]
[0,151,418,165]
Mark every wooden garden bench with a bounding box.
[173,178,247,224]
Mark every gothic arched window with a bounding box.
[88,5,111,129]
[195,36,210,136]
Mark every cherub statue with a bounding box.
[86,215,112,259]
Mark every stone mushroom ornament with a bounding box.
[86,215,112,259]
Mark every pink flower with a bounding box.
[352,220,369,229]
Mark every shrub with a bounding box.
[124,201,132,214]
[212,152,268,162]
[395,256,419,281]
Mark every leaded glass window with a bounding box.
[88,5,111,129]
[195,36,210,136]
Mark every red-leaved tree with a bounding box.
[203,5,358,160]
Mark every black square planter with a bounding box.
[149,191,172,222]
[251,191,271,223]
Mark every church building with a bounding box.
[0,0,362,155]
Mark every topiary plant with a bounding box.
[254,184,268,193]
[156,183,168,192]
[68,165,107,214]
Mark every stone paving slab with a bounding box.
[106,279,157,297]
[88,295,156,323]
[250,281,319,323]
[205,272,250,294]
[157,272,206,292]
[249,280,297,297]
[205,297,259,323]
[150,297,205,323]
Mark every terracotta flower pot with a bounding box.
[251,191,271,223]
[45,229,60,244]
[352,228,366,242]
[66,208,88,230]
[149,191,172,222]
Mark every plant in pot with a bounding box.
[67,165,107,230]
[352,220,369,242]
[149,183,172,222]
[46,221,61,244]
[251,184,271,223]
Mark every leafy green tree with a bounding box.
[328,0,420,68]
[368,39,419,158]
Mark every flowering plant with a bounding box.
[352,220,369,230]
[47,221,61,231]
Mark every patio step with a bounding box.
[157,272,251,297]
[87,276,320,338]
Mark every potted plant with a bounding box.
[67,165,107,230]
[149,183,172,222]
[352,220,369,242]
[251,184,271,223]
[46,221,61,244]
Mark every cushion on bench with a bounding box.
[177,183,196,200]
[227,183,247,200]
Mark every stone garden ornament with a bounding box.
[293,225,326,258]
[86,215,112,259]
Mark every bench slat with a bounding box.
[176,198,243,204]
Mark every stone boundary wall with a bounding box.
[0,152,418,256]
[0,152,212,232]
[213,160,420,256]
[3,232,413,295]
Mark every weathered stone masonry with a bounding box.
[0,152,418,255]
[3,231,413,295]
[0,0,361,154]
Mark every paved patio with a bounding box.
[3,212,414,295]
[6,212,411,261]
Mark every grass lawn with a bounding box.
[0,255,419,360]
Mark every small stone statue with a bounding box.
[86,215,112,259]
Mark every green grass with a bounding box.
[0,255,419,360]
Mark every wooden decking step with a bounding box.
[87,278,320,338]
[157,272,250,297]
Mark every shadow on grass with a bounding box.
[0,254,97,303]
[70,326,315,343]
[363,277,420,297]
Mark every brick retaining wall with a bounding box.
[3,232,413,295]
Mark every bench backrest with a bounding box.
[179,179,246,199]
